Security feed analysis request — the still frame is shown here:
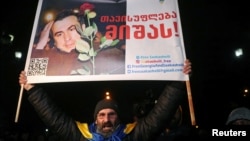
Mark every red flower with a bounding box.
[80,3,95,14]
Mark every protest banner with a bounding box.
[23,0,189,83]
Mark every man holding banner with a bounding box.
[16,0,195,140]
[18,59,191,141]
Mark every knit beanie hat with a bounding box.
[226,107,250,125]
[94,99,119,119]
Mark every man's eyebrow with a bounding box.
[99,111,116,114]
[54,25,76,36]
[68,25,77,30]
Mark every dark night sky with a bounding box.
[1,0,250,134]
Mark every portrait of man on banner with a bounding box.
[28,0,126,77]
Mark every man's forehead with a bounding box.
[52,16,80,31]
[98,108,116,114]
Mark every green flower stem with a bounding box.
[87,13,95,75]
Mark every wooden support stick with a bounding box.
[186,80,196,126]
[15,85,24,123]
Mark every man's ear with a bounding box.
[81,24,86,30]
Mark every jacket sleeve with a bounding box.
[133,81,186,141]
[26,86,82,141]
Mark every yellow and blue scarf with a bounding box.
[76,122,136,141]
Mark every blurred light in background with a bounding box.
[15,51,22,59]
[235,48,243,57]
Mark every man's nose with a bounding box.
[64,32,71,41]
[103,114,111,122]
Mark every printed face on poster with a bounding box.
[25,0,188,83]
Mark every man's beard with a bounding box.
[96,121,119,138]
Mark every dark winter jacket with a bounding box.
[26,81,186,141]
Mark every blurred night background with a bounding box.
[1,0,250,140]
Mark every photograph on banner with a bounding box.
[25,0,188,83]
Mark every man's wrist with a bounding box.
[24,84,34,91]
